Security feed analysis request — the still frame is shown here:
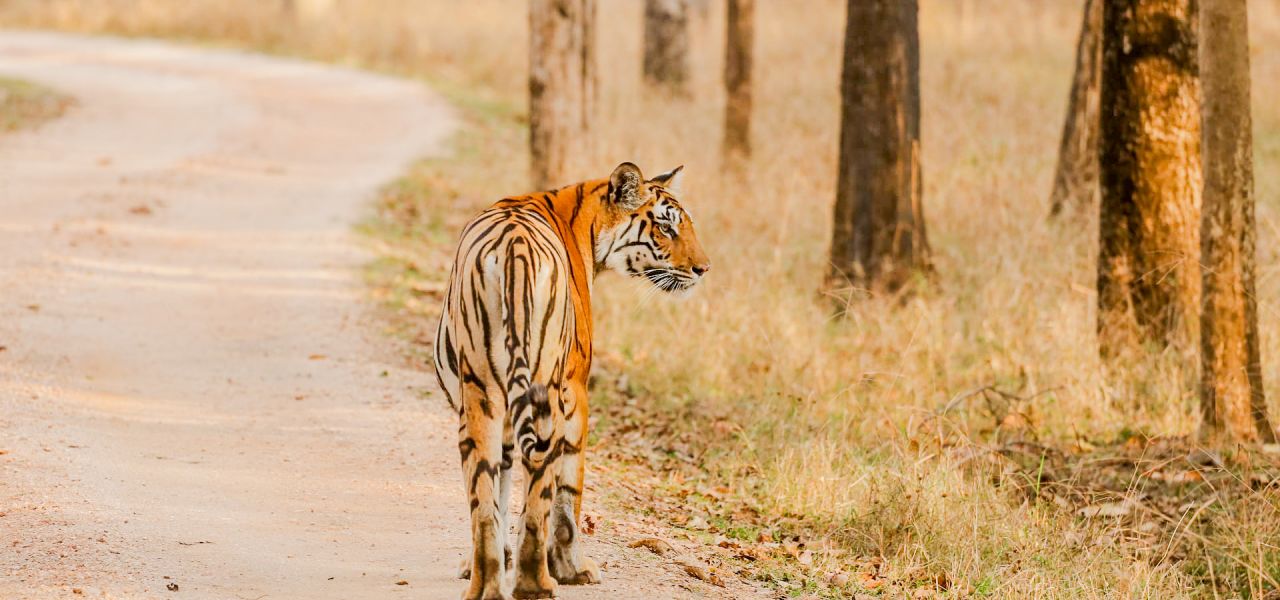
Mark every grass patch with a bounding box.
[0,77,73,132]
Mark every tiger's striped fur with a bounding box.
[434,162,709,600]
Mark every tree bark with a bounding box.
[1097,0,1201,357]
[529,0,597,190]
[827,0,929,296]
[722,0,754,162]
[1048,0,1102,216]
[1198,0,1275,442]
[282,0,334,21]
[643,0,691,94]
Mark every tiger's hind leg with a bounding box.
[458,434,515,580]
[458,377,512,600]
[499,435,515,570]
[549,382,601,585]
[512,385,559,599]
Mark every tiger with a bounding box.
[433,162,710,600]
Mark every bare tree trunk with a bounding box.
[1199,0,1275,442]
[1097,0,1201,357]
[1048,0,1102,216]
[282,0,334,21]
[529,0,597,190]
[643,0,691,94]
[827,0,929,296]
[722,0,754,162]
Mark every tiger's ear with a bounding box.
[609,162,646,210]
[648,165,684,195]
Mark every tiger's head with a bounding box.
[595,162,710,295]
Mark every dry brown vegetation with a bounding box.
[7,0,1280,597]
[0,77,73,131]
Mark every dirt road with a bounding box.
[0,32,748,599]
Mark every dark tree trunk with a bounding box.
[643,0,691,94]
[1048,0,1102,216]
[1199,0,1275,442]
[1097,0,1201,357]
[827,0,929,296]
[722,0,754,162]
[529,0,597,189]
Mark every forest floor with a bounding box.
[368,96,1280,600]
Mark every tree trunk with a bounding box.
[529,0,597,190]
[722,0,754,162]
[1097,0,1201,357]
[1048,0,1102,216]
[643,0,691,94]
[283,0,334,21]
[827,0,929,296]
[1198,0,1275,442]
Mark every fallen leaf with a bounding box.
[166,582,179,591]
[308,354,326,360]
[859,571,884,590]
[395,580,408,586]
[676,556,724,587]
[1078,498,1136,518]
[129,205,152,216]
[628,537,675,557]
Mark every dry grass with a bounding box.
[0,77,73,131]
[8,0,1280,597]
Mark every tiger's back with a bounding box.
[434,202,577,422]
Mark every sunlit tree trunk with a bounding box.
[722,0,754,162]
[282,0,333,21]
[529,0,597,189]
[1048,0,1102,216]
[643,0,691,94]
[1198,0,1275,442]
[827,0,929,296]
[1097,0,1201,357]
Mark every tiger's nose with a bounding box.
[692,264,710,276]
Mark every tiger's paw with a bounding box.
[459,546,513,579]
[461,580,512,600]
[550,552,601,585]
[461,592,512,600]
[512,574,557,599]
